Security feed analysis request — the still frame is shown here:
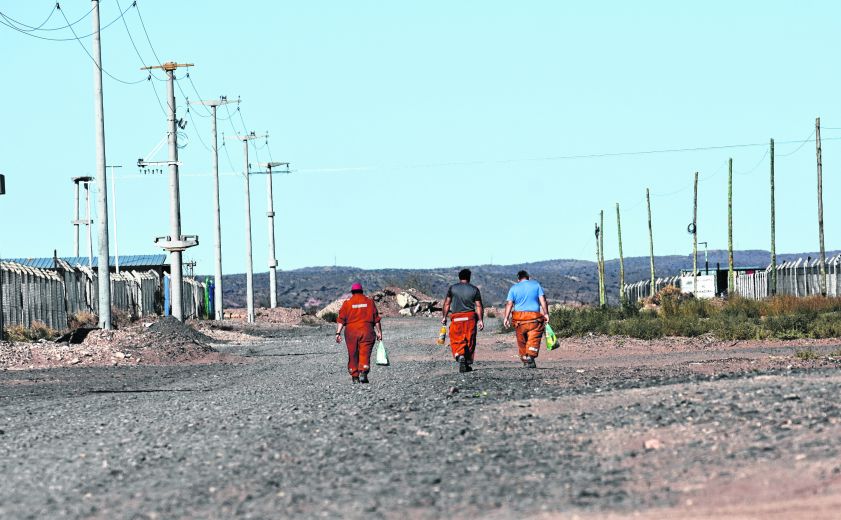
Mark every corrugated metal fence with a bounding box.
[1,261,206,330]
[623,276,682,304]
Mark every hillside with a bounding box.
[218,249,837,310]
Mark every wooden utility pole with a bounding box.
[816,117,827,296]
[770,138,777,295]
[595,222,604,307]
[728,159,734,292]
[599,210,607,307]
[692,172,699,295]
[616,203,625,305]
[646,188,656,297]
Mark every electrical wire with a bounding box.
[185,107,212,152]
[57,4,146,85]
[115,0,164,81]
[133,0,163,66]
[0,2,132,42]
[776,130,815,158]
[0,4,60,32]
[185,73,213,116]
[733,149,769,176]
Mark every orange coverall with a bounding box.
[512,311,545,359]
[449,311,478,363]
[337,294,381,377]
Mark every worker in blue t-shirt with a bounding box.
[503,270,549,368]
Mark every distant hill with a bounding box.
[217,249,839,309]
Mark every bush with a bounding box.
[808,312,841,338]
[321,311,338,323]
[763,314,811,339]
[3,321,58,342]
[795,348,819,361]
[607,315,663,339]
[710,315,764,341]
[68,311,97,330]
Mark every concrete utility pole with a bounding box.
[91,0,112,329]
[646,188,656,297]
[257,161,291,309]
[616,203,625,305]
[142,61,199,321]
[192,97,235,321]
[728,159,734,292]
[108,165,122,274]
[770,138,777,295]
[816,117,827,296]
[0,172,5,340]
[229,132,266,323]
[86,181,94,266]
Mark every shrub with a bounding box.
[68,311,97,330]
[321,311,338,323]
[808,312,841,339]
[607,315,663,339]
[763,314,811,339]
[3,321,58,342]
[719,296,762,320]
[794,348,819,361]
[710,315,764,341]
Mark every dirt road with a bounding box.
[1,318,840,519]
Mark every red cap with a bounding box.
[351,283,363,291]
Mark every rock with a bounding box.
[396,293,419,309]
[643,438,662,451]
[69,357,81,365]
[399,308,413,317]
[114,352,126,360]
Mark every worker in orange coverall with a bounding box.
[441,268,484,373]
[503,270,549,369]
[335,283,383,384]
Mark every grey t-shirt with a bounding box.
[446,282,482,314]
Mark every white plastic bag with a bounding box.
[375,340,390,366]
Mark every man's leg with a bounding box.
[346,334,360,379]
[525,321,545,358]
[449,319,467,360]
[464,321,477,365]
[358,339,374,383]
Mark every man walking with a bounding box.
[442,269,484,373]
[336,283,383,383]
[503,270,549,368]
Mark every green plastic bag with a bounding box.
[375,340,390,366]
[545,323,558,350]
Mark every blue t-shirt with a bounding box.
[506,279,544,312]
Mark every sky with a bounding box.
[1,1,840,274]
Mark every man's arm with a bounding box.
[441,296,452,325]
[374,321,383,341]
[539,295,549,321]
[503,301,514,328]
[475,300,485,331]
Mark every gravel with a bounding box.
[0,318,840,519]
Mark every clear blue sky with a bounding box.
[1,1,840,274]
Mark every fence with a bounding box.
[1,261,205,330]
[623,254,841,303]
[734,254,841,299]
[623,276,681,304]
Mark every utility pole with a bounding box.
[595,222,603,307]
[0,172,5,341]
[86,181,94,266]
[192,97,235,321]
[228,131,266,323]
[616,203,625,305]
[91,0,112,329]
[728,159,734,292]
[692,172,699,295]
[257,160,291,309]
[142,61,198,321]
[599,210,606,306]
[770,138,777,295]
[646,188,656,297]
[108,165,122,274]
[816,117,827,296]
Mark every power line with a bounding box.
[0,2,132,42]
[57,4,146,85]
[185,73,213,116]
[185,106,212,152]
[0,4,60,32]
[115,0,164,81]
[133,1,163,66]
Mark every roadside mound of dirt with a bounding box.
[0,318,244,370]
[317,286,441,318]
[223,306,304,324]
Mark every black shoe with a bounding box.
[458,356,467,373]
[522,356,537,369]
[352,376,360,384]
[463,364,473,373]
[359,372,369,384]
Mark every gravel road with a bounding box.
[1,318,840,519]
